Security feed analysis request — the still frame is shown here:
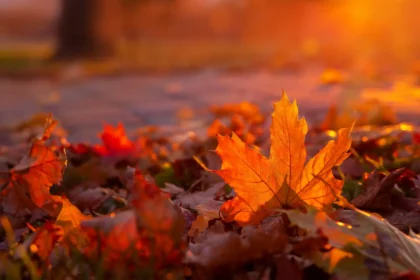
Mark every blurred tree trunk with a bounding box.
[54,0,122,60]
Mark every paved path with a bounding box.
[1,67,419,144]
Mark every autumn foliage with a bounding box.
[206,93,352,225]
[2,94,420,279]
[0,118,66,223]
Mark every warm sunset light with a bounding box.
[2,0,420,279]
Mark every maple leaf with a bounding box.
[93,123,137,156]
[204,92,352,225]
[0,117,67,218]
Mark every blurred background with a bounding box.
[1,0,420,143]
[2,0,420,73]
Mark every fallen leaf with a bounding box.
[188,215,210,237]
[188,200,223,236]
[386,209,420,233]
[203,93,352,225]
[55,197,90,232]
[186,219,286,268]
[172,182,225,209]
[93,123,138,157]
[80,167,185,272]
[0,117,67,220]
[126,167,185,239]
[14,221,63,269]
[286,207,420,277]
[351,168,407,211]
[161,182,185,196]
[66,185,111,211]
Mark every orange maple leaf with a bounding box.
[206,92,352,226]
[0,117,67,217]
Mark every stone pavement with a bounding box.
[0,67,419,144]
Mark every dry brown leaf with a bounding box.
[186,219,286,268]
[351,168,407,211]
[188,200,223,236]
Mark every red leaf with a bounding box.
[93,123,137,157]
[0,117,66,219]
[79,168,185,273]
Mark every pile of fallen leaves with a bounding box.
[2,93,420,279]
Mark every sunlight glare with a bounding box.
[336,221,352,229]
[325,130,337,138]
[399,123,414,132]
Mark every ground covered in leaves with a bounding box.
[2,92,420,280]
